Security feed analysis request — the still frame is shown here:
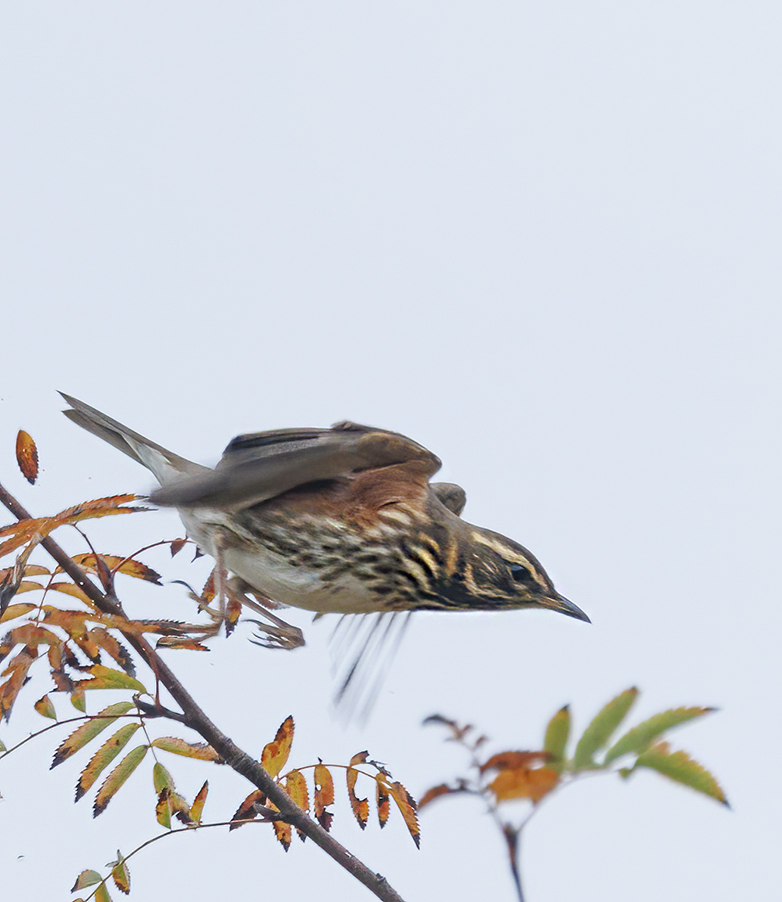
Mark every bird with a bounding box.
[60,393,589,710]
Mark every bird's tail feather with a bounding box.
[60,392,206,485]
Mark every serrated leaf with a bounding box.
[111,854,130,895]
[314,763,334,831]
[0,602,37,623]
[71,553,161,585]
[273,816,292,851]
[52,701,135,767]
[285,770,309,811]
[16,430,39,484]
[0,649,36,721]
[543,705,570,764]
[190,781,209,823]
[377,779,391,827]
[573,688,639,769]
[230,789,265,829]
[261,716,294,778]
[605,706,715,764]
[93,745,148,816]
[72,869,102,891]
[388,782,420,848]
[71,686,86,712]
[153,761,174,794]
[346,767,369,829]
[82,664,146,693]
[635,743,728,805]
[76,724,141,801]
[34,694,57,720]
[151,737,221,762]
[156,786,192,828]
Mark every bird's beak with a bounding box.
[541,593,591,623]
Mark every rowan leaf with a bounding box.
[377,779,391,827]
[152,761,175,794]
[52,701,135,767]
[190,781,209,823]
[76,724,141,801]
[170,538,187,557]
[0,649,36,720]
[93,745,148,816]
[71,686,86,712]
[573,688,639,769]
[16,430,39,484]
[634,743,729,805]
[71,554,161,585]
[89,629,135,676]
[418,783,470,809]
[71,869,102,891]
[273,816,292,851]
[543,705,571,764]
[605,706,715,764]
[151,737,222,762]
[480,751,549,774]
[0,602,37,623]
[48,582,93,605]
[95,881,112,902]
[111,853,131,895]
[489,766,560,804]
[261,716,294,778]
[34,694,57,720]
[81,664,146,693]
[156,787,193,828]
[313,763,335,831]
[230,789,265,829]
[346,767,369,829]
[389,782,420,848]
[285,770,309,811]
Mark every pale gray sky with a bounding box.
[1,3,779,900]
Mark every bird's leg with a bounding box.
[227,576,305,651]
[212,527,230,627]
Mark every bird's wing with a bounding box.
[151,421,441,510]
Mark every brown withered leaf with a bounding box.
[0,648,37,721]
[16,430,39,484]
[480,751,550,774]
[389,782,420,848]
[70,554,162,586]
[261,716,294,778]
[225,596,242,637]
[93,745,148,817]
[313,763,335,831]
[52,701,135,767]
[346,765,369,830]
[155,636,211,651]
[418,782,471,809]
[0,602,37,624]
[89,628,135,676]
[377,779,391,828]
[190,780,209,823]
[170,538,187,557]
[230,789,265,830]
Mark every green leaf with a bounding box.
[52,702,134,768]
[93,745,148,816]
[71,869,102,891]
[153,761,175,794]
[34,694,57,720]
[605,706,715,764]
[82,665,146,693]
[150,737,221,761]
[76,724,141,801]
[543,705,570,764]
[71,686,86,713]
[0,737,6,752]
[95,882,113,902]
[635,743,729,806]
[573,688,638,770]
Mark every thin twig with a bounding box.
[0,482,406,902]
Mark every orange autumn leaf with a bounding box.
[388,781,420,848]
[346,765,369,830]
[261,716,294,778]
[230,789,265,830]
[489,765,560,805]
[313,763,335,831]
[16,430,39,484]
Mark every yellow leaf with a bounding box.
[389,782,420,848]
[111,855,131,895]
[190,781,209,823]
[261,716,294,778]
[489,766,560,804]
[34,694,57,720]
[93,745,148,816]
[76,724,141,801]
[52,701,135,767]
[81,664,146,693]
[151,737,222,761]
[314,763,334,831]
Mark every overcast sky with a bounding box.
[1,3,779,900]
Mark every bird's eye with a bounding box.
[510,563,532,582]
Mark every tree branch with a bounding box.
[0,481,406,902]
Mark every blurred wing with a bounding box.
[151,421,441,510]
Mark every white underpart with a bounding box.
[176,506,381,616]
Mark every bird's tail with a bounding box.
[60,392,207,486]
